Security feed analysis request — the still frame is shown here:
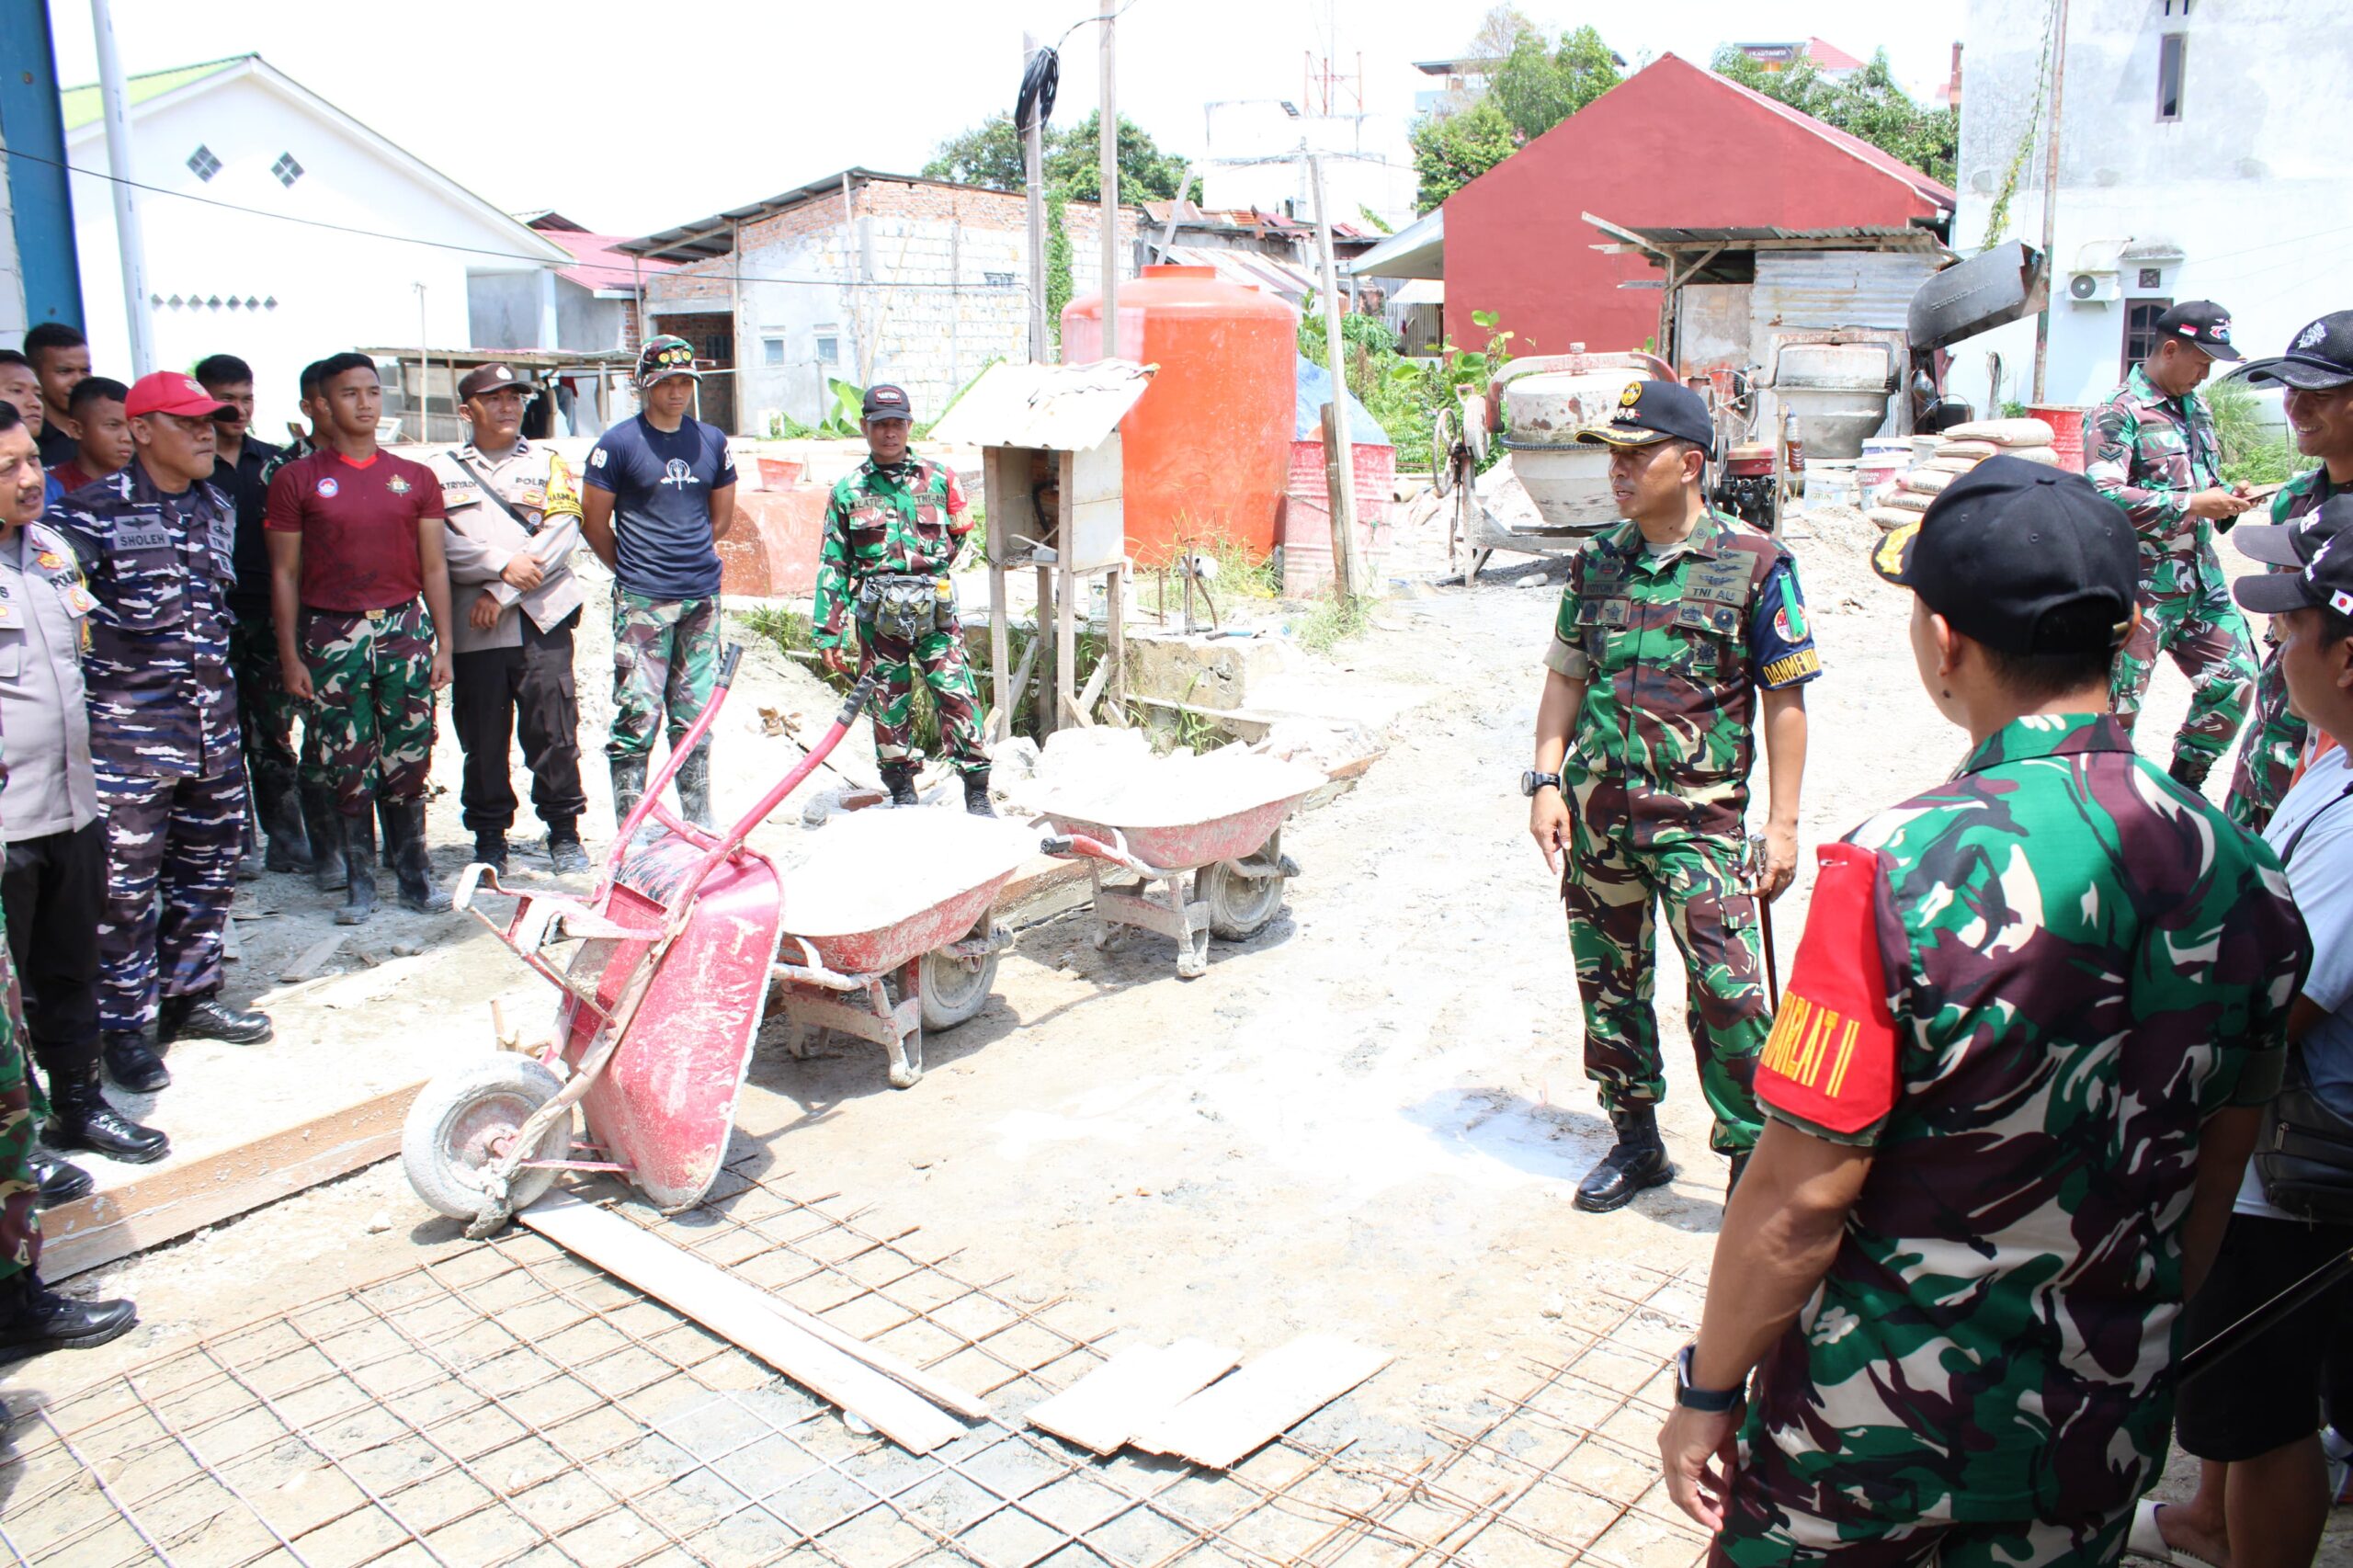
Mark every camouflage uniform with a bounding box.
[0,744,40,1285]
[51,465,245,1039]
[253,437,317,784]
[220,437,301,814]
[300,602,438,813]
[608,592,719,761]
[2226,465,2339,831]
[2087,366,2258,778]
[1719,713,2306,1561]
[1548,512,1820,1153]
[812,456,985,772]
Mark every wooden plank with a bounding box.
[519,1194,967,1454]
[42,1081,424,1280]
[278,931,347,984]
[1027,1339,1238,1456]
[756,1295,990,1421]
[1133,1335,1390,1470]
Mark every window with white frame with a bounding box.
[762,336,785,367]
[2156,34,2187,121]
[814,328,840,365]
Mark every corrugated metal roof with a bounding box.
[1161,245,1317,302]
[1347,210,1444,279]
[1754,250,1941,331]
[926,361,1154,452]
[1597,222,1947,251]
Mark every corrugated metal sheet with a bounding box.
[1163,245,1317,301]
[1753,250,1940,332]
[926,361,1154,452]
[1612,223,1940,249]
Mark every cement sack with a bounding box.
[2003,445,2062,466]
[1867,506,1920,531]
[1936,439,2002,460]
[1923,456,1980,474]
[1938,417,2056,448]
[1902,468,1958,494]
[1882,487,1935,513]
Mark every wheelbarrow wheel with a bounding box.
[403,1056,574,1221]
[1203,858,1286,940]
[919,949,999,1032]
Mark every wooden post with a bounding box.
[986,447,1010,739]
[1023,32,1049,364]
[1035,561,1056,739]
[1105,561,1126,726]
[1055,451,1078,726]
[1099,0,1120,358]
[1306,152,1362,598]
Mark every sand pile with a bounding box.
[775,808,1040,937]
[1017,729,1325,829]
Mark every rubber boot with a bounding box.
[962,767,995,818]
[336,811,379,925]
[2169,755,2211,791]
[676,744,715,830]
[46,1066,169,1164]
[0,1268,138,1361]
[377,797,399,869]
[256,765,314,873]
[1574,1106,1677,1213]
[609,756,649,832]
[1727,1148,1752,1200]
[301,783,348,892]
[879,763,919,807]
[386,801,441,912]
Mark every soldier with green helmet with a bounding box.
[813,384,992,815]
[1528,379,1816,1210]
[1658,458,2307,1560]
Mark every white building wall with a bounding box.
[1948,0,2353,419]
[66,73,549,435]
[1200,101,1418,230]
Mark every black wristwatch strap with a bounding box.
[1676,1345,1744,1413]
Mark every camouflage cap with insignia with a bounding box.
[635,335,701,389]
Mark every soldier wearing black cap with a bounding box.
[2221,309,2353,832]
[2088,299,2260,790]
[429,365,590,874]
[812,384,992,814]
[1527,378,1819,1211]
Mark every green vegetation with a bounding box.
[1298,305,1518,474]
[1293,592,1373,653]
[1046,190,1074,352]
[1707,47,1956,187]
[2210,378,2320,488]
[1409,19,1620,210]
[922,110,1188,202]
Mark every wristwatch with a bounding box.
[1675,1344,1745,1413]
[1520,769,1563,798]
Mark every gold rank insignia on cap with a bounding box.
[1619,382,1643,408]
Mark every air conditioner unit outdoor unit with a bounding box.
[2068,270,2121,305]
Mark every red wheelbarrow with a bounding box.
[402,649,877,1233]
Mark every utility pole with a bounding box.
[2030,0,2071,403]
[89,0,154,374]
[1307,150,1363,600]
[1023,32,1049,364]
[1098,0,1120,359]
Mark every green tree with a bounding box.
[1408,95,1518,210]
[920,111,1188,202]
[1487,24,1621,142]
[1708,47,1956,186]
[1045,189,1074,351]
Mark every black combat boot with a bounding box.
[29,1153,92,1207]
[609,756,649,830]
[545,820,590,875]
[159,991,273,1047]
[337,810,379,925]
[46,1066,169,1164]
[2169,755,2211,791]
[1574,1106,1677,1213]
[472,828,508,873]
[1726,1148,1752,1199]
[236,791,264,882]
[101,1030,169,1094]
[879,763,920,807]
[377,797,399,869]
[301,782,347,892]
[256,765,314,872]
[385,801,440,912]
[676,744,715,830]
[962,767,995,818]
[0,1268,138,1360]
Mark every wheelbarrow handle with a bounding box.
[717,642,745,687]
[1042,830,1148,876]
[837,672,878,727]
[612,642,749,850]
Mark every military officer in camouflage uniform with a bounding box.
[2222,309,2353,832]
[581,336,734,832]
[814,383,992,815]
[1659,458,2308,1562]
[53,373,274,1095]
[1529,381,1816,1211]
[2087,300,2260,790]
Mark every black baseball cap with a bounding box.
[2154,300,2244,363]
[2234,496,2353,617]
[2234,494,2341,570]
[458,363,527,402]
[2232,310,2353,392]
[1871,455,2138,653]
[1574,379,1715,459]
[861,383,913,420]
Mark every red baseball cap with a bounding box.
[124,370,234,420]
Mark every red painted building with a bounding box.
[1441,54,1953,357]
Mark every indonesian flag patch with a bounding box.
[1756,844,1901,1134]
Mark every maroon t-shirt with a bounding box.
[263,449,444,612]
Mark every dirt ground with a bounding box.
[10,492,2334,1561]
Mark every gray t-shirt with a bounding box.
[2241,743,2353,1218]
[0,526,97,840]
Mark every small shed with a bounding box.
[929,360,1155,739]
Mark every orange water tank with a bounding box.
[1062,265,1297,563]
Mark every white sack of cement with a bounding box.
[1022,728,1325,829]
[1938,417,2056,448]
[775,807,1041,937]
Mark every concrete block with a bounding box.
[1121,629,1294,712]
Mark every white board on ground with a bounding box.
[520,1193,967,1453]
[1134,1335,1389,1470]
[1025,1338,1239,1456]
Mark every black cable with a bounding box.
[1016,46,1059,135]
